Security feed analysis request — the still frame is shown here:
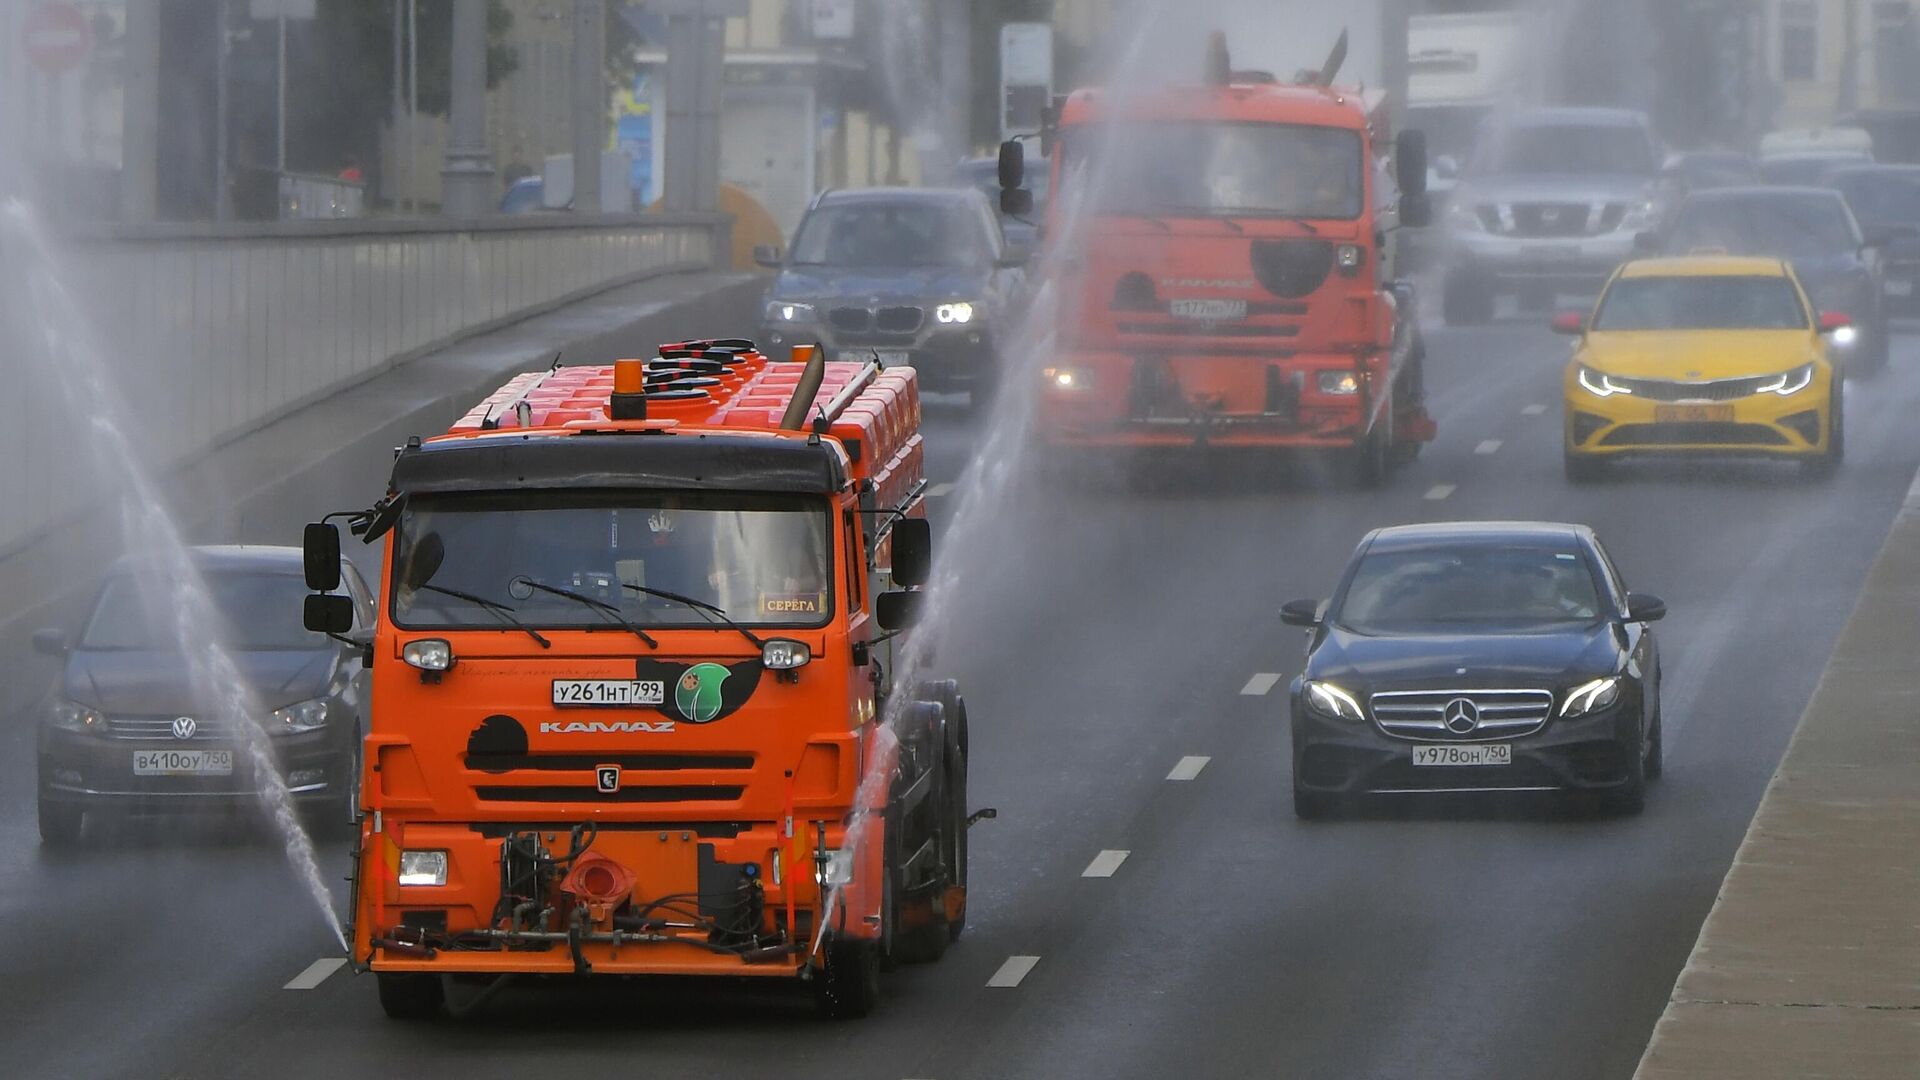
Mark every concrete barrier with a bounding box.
[1634,470,1920,1078]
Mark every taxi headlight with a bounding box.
[398,850,449,887]
[402,639,454,672]
[1577,366,1633,398]
[765,300,815,323]
[1756,363,1816,396]
[1304,680,1366,723]
[762,638,811,670]
[1318,370,1362,396]
[936,301,975,324]
[1560,677,1621,717]
[48,698,106,733]
[270,699,330,734]
[1042,366,1092,390]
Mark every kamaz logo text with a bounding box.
[540,720,676,734]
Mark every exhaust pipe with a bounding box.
[780,343,827,431]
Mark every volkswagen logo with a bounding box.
[1442,698,1480,735]
[171,716,198,740]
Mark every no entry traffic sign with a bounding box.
[22,2,92,75]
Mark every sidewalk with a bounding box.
[1634,473,1920,1077]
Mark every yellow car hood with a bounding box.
[1580,331,1818,379]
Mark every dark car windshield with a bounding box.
[391,491,833,630]
[1594,275,1808,331]
[1470,123,1656,177]
[1759,154,1868,186]
[82,571,322,651]
[1060,121,1364,219]
[1831,170,1920,227]
[789,202,989,267]
[1666,196,1858,258]
[1337,545,1604,635]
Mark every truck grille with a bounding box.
[1606,374,1778,402]
[474,785,746,803]
[1369,689,1554,741]
[104,714,235,741]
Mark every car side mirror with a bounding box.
[1396,129,1429,197]
[32,628,67,656]
[1551,311,1587,335]
[1625,593,1667,623]
[304,523,342,592]
[876,589,925,632]
[1632,230,1661,254]
[1818,310,1854,334]
[1000,187,1034,217]
[1399,192,1432,229]
[1279,598,1323,627]
[753,244,782,269]
[304,594,355,635]
[890,517,932,588]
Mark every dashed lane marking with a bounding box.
[1425,484,1456,501]
[1082,850,1131,878]
[1475,439,1502,455]
[284,957,348,991]
[1241,672,1282,696]
[1522,404,1548,416]
[927,482,956,498]
[1167,755,1211,781]
[988,955,1041,988]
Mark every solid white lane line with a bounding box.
[1167,755,1210,781]
[1240,672,1282,696]
[927,482,956,498]
[1082,850,1131,878]
[1425,484,1456,501]
[1475,439,1503,455]
[1522,403,1548,416]
[284,957,348,991]
[988,955,1041,988]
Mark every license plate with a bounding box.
[837,350,910,366]
[1887,279,1913,297]
[133,749,234,776]
[1654,404,1735,422]
[1411,744,1512,767]
[552,679,666,707]
[1169,298,1248,320]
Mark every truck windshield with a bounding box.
[1060,121,1364,220]
[390,492,834,631]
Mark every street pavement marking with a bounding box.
[284,957,348,991]
[1522,403,1548,416]
[988,955,1041,988]
[1082,850,1131,878]
[1475,439,1503,455]
[1425,484,1456,501]
[1241,672,1282,696]
[928,482,956,498]
[1167,755,1211,781]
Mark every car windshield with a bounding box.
[1832,170,1920,227]
[1666,196,1857,257]
[1759,155,1867,186]
[390,491,834,630]
[1060,121,1364,219]
[1594,275,1808,331]
[1337,545,1604,635]
[789,202,988,267]
[1470,123,1656,176]
[81,571,322,651]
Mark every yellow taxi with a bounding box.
[1558,256,1849,481]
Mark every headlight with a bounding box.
[1560,677,1621,718]
[814,847,853,889]
[1755,363,1816,396]
[1304,680,1365,723]
[936,301,975,324]
[1577,366,1633,398]
[47,698,106,733]
[1618,200,1660,231]
[1446,202,1484,232]
[270,699,330,734]
[1335,244,1365,273]
[762,638,811,670]
[1318,370,1361,396]
[398,850,449,887]
[402,639,454,672]
[1042,366,1092,390]
[1830,325,1859,347]
[764,300,815,323]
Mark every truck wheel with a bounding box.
[376,973,446,1020]
[1442,271,1493,326]
[37,796,82,848]
[1347,416,1391,488]
[945,727,970,944]
[814,941,881,1019]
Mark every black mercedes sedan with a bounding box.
[1283,522,1665,818]
[32,546,374,845]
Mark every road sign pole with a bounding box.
[276,13,287,174]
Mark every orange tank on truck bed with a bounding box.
[1007,34,1438,484]
[300,340,972,1019]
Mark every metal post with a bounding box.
[571,0,606,213]
[441,0,497,216]
[216,0,233,221]
[407,0,418,213]
[391,0,402,213]
[694,12,724,212]
[659,0,744,213]
[937,0,970,164]
[121,0,161,221]
[276,14,288,173]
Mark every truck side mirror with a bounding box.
[304,523,342,592]
[304,594,355,635]
[1396,129,1429,198]
[1400,192,1432,229]
[890,517,932,588]
[998,139,1026,191]
[876,590,925,632]
[1000,187,1034,216]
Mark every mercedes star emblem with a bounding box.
[1443,698,1480,735]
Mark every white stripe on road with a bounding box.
[1475,439,1503,455]
[284,957,348,991]
[988,955,1041,987]
[1522,403,1548,416]
[928,482,956,498]
[1425,484,1456,501]
[1082,850,1131,878]
[1240,672,1282,696]
[1167,755,1211,781]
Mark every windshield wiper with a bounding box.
[413,584,551,648]
[511,578,657,648]
[621,583,766,650]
